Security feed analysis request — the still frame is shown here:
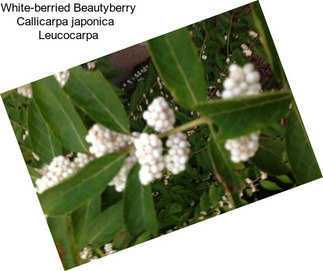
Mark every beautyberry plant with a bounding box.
[1,3,321,270]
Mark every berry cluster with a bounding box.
[134,133,165,185]
[165,132,190,174]
[135,97,191,185]
[86,124,132,158]
[109,151,137,192]
[35,156,78,194]
[79,243,115,261]
[103,243,116,256]
[17,84,32,99]
[79,246,93,261]
[222,63,261,99]
[224,132,260,163]
[54,70,70,88]
[143,96,175,132]
[35,153,93,193]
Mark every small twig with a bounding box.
[226,12,235,59]
[213,172,235,208]
[190,146,208,157]
[239,177,261,192]
[158,117,212,139]
[95,248,105,258]
[199,32,209,59]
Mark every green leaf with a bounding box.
[87,201,124,248]
[259,180,282,191]
[209,184,224,206]
[32,76,89,153]
[252,137,289,175]
[197,91,292,139]
[134,232,151,245]
[27,101,62,163]
[231,194,248,208]
[167,202,183,214]
[207,126,242,188]
[39,152,126,216]
[64,67,130,134]
[199,192,210,212]
[277,175,294,185]
[148,27,207,109]
[47,215,78,269]
[251,2,286,85]
[286,103,322,184]
[72,196,101,250]
[124,164,158,236]
[112,231,131,250]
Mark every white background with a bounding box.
[0,0,322,270]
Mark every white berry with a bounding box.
[103,243,116,255]
[54,70,70,88]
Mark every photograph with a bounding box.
[1,2,321,270]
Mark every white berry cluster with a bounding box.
[54,70,70,88]
[103,243,116,256]
[222,63,261,99]
[79,243,115,261]
[109,151,137,192]
[143,96,175,132]
[86,60,97,70]
[165,132,190,174]
[224,132,260,163]
[86,124,132,158]
[133,97,191,185]
[35,156,78,194]
[35,153,93,194]
[79,246,93,260]
[134,133,165,185]
[17,84,32,99]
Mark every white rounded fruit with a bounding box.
[142,96,175,133]
[133,133,164,185]
[222,63,262,99]
[165,132,190,175]
[225,132,260,163]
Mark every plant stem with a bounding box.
[214,171,235,209]
[208,124,236,208]
[199,32,209,59]
[117,117,211,154]
[95,248,106,258]
[158,117,212,138]
[226,11,234,59]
